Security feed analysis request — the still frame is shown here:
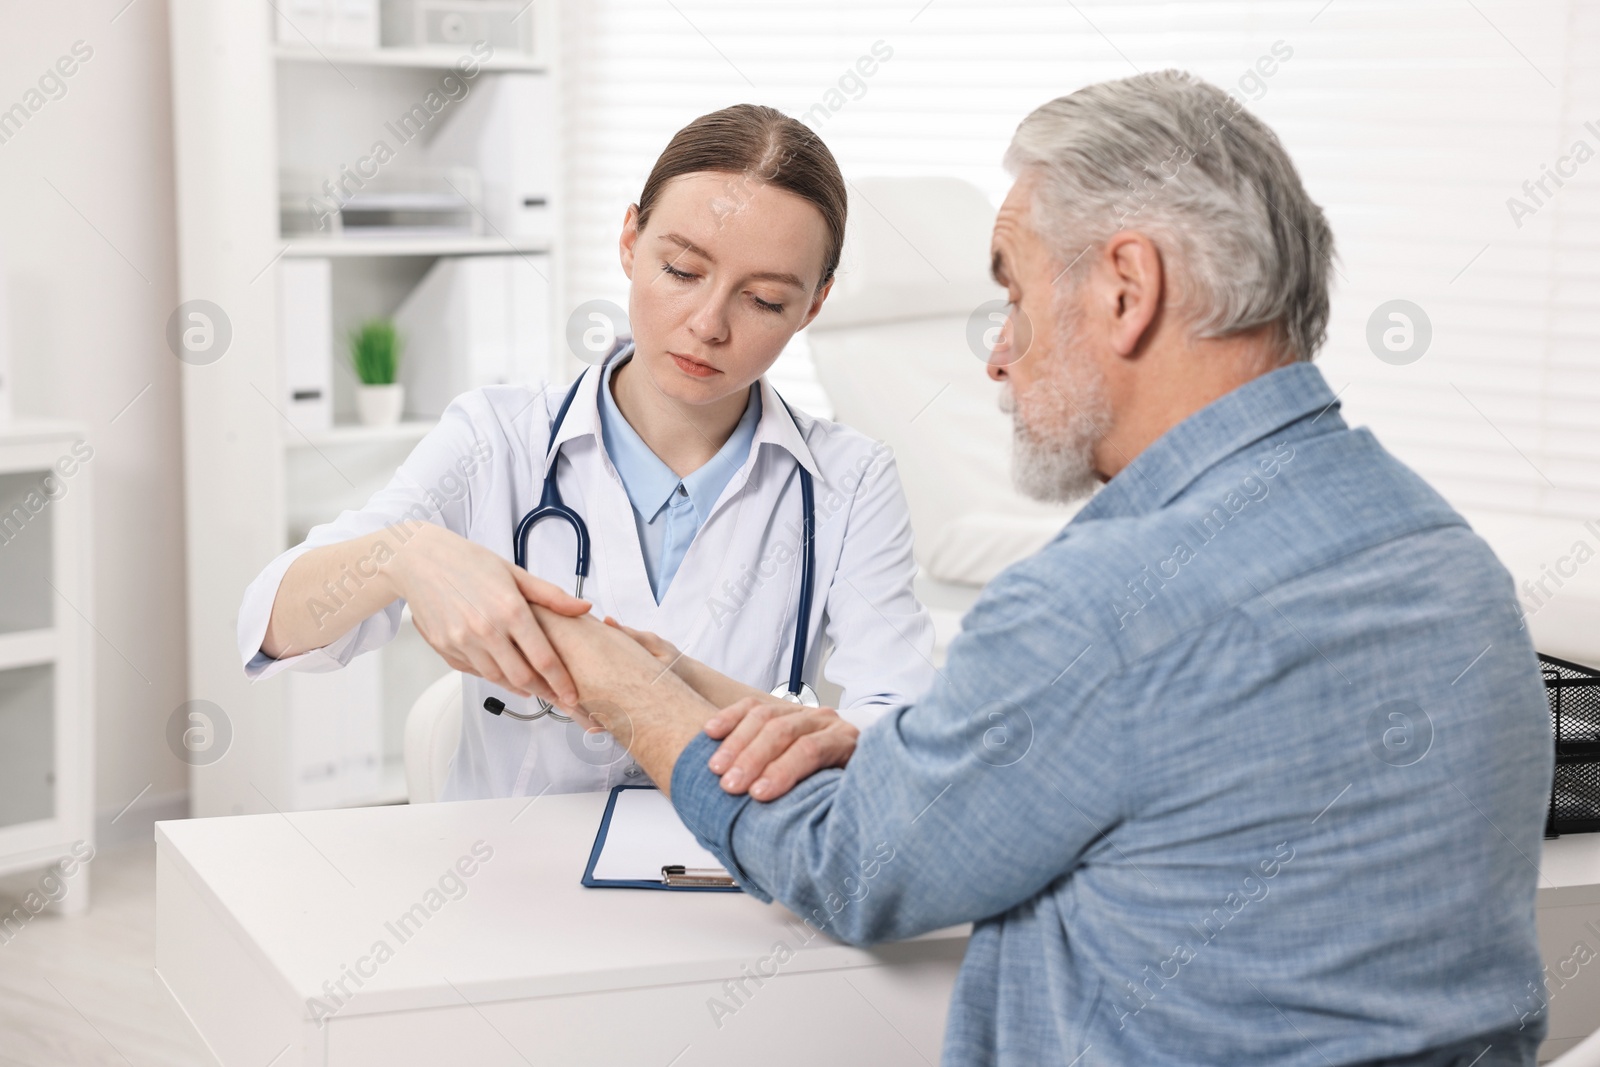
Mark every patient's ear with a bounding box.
[1102,231,1164,359]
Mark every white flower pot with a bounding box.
[356,383,404,427]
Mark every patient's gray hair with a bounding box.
[1004,70,1334,362]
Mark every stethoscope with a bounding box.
[482,355,819,725]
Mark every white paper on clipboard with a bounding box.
[590,787,731,883]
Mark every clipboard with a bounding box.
[581,784,744,893]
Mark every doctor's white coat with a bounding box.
[237,367,936,799]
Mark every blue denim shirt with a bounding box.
[671,362,1554,1066]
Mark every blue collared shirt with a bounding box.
[596,353,761,603]
[670,362,1553,1066]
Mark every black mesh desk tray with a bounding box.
[1543,653,1600,838]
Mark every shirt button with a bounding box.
[676,485,687,497]
[625,765,642,778]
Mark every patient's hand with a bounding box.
[602,616,681,668]
[703,697,859,802]
[526,605,725,798]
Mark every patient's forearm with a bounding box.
[618,689,713,799]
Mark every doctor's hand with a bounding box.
[388,522,590,705]
[703,697,859,802]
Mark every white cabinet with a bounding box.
[168,1,565,816]
[0,421,94,911]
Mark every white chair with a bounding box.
[404,671,462,804]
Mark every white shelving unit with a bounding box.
[279,236,550,258]
[0,420,94,910]
[169,2,565,816]
[272,43,548,72]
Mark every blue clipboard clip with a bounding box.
[581,784,745,893]
[661,865,736,888]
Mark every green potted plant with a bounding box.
[348,318,404,427]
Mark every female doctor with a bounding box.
[238,104,935,800]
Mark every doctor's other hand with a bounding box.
[703,697,859,802]
[388,522,590,705]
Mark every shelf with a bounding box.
[285,419,438,449]
[273,44,547,72]
[0,630,55,672]
[174,2,561,818]
[0,661,56,832]
[279,235,551,258]
[0,419,89,446]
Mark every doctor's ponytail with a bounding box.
[633,104,847,291]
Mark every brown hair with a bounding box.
[634,104,847,291]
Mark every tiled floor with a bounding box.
[0,842,214,1067]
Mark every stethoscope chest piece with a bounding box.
[770,682,820,707]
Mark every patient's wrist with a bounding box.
[595,666,720,795]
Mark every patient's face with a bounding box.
[989,173,1110,503]
[619,172,831,408]
[987,172,1089,394]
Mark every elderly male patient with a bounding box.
[533,71,1555,1065]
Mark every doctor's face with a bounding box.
[619,172,833,406]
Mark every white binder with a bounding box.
[424,73,554,241]
[395,254,550,418]
[276,0,378,48]
[277,257,333,434]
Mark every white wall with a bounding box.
[0,0,188,840]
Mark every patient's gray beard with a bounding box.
[999,347,1109,505]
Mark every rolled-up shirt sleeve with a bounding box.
[670,551,1123,944]
[819,444,937,730]
[237,388,528,681]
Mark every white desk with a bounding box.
[155,794,969,1067]
[1537,834,1600,1059]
